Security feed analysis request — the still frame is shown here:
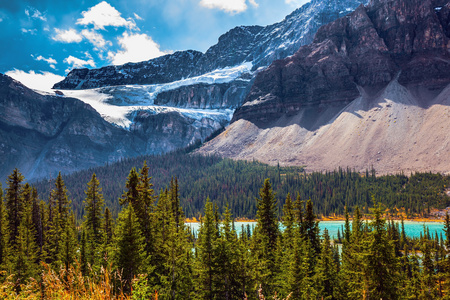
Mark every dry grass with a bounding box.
[0,263,157,300]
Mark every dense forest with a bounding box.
[33,151,450,221]
[1,166,450,299]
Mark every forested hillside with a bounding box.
[31,151,450,221]
[2,169,450,299]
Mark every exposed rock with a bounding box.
[0,73,144,181]
[54,50,203,90]
[154,78,252,109]
[199,0,450,175]
[233,0,450,124]
[53,0,367,90]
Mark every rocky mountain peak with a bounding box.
[231,0,450,124]
[54,0,367,90]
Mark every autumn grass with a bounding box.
[0,262,158,300]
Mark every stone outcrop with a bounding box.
[53,0,367,90]
[233,0,450,123]
[0,73,144,181]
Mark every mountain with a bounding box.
[0,73,145,181]
[198,0,450,175]
[54,0,367,90]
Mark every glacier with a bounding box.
[60,62,252,129]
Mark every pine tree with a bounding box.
[315,229,337,299]
[169,177,184,229]
[215,205,242,300]
[304,199,320,255]
[113,205,146,291]
[120,168,140,207]
[0,184,7,267]
[52,173,70,229]
[31,188,43,259]
[103,207,113,246]
[282,193,294,248]
[58,213,77,270]
[196,197,219,299]
[44,173,76,267]
[251,179,279,296]
[136,161,157,256]
[12,194,39,290]
[366,204,398,300]
[5,168,24,247]
[153,189,192,299]
[83,173,105,267]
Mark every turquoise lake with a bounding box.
[186,221,445,239]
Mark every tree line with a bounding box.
[1,164,450,299]
[33,152,450,222]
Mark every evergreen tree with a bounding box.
[216,205,242,300]
[196,198,219,299]
[0,185,7,267]
[120,168,140,207]
[281,193,295,248]
[31,188,43,259]
[83,173,105,267]
[303,199,320,256]
[154,189,192,299]
[251,179,279,296]
[113,205,146,291]
[315,229,338,299]
[366,204,398,300]
[136,161,157,257]
[5,168,24,247]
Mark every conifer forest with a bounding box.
[2,157,450,299]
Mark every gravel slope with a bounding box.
[198,80,450,175]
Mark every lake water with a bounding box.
[186,220,445,239]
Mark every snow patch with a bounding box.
[60,63,251,129]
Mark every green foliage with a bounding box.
[113,205,146,291]
[33,153,450,222]
[4,166,450,299]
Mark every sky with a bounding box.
[0,0,310,91]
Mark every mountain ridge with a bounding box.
[198,0,450,175]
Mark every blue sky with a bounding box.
[0,0,309,91]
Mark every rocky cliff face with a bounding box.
[154,77,253,109]
[199,0,450,175]
[0,73,145,181]
[53,0,367,90]
[0,73,229,181]
[233,0,450,123]
[54,50,203,90]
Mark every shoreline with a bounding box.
[185,217,445,223]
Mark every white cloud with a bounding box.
[81,29,111,49]
[33,55,57,69]
[76,1,136,30]
[64,55,96,71]
[25,7,47,22]
[199,0,258,14]
[107,32,166,65]
[53,28,83,43]
[5,69,64,93]
[248,0,259,8]
[133,13,143,20]
[21,28,37,35]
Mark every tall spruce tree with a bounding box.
[5,168,24,247]
[251,179,279,296]
[196,197,219,300]
[0,184,7,267]
[83,173,105,267]
[114,205,146,291]
[136,161,156,257]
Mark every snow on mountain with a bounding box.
[60,63,250,128]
